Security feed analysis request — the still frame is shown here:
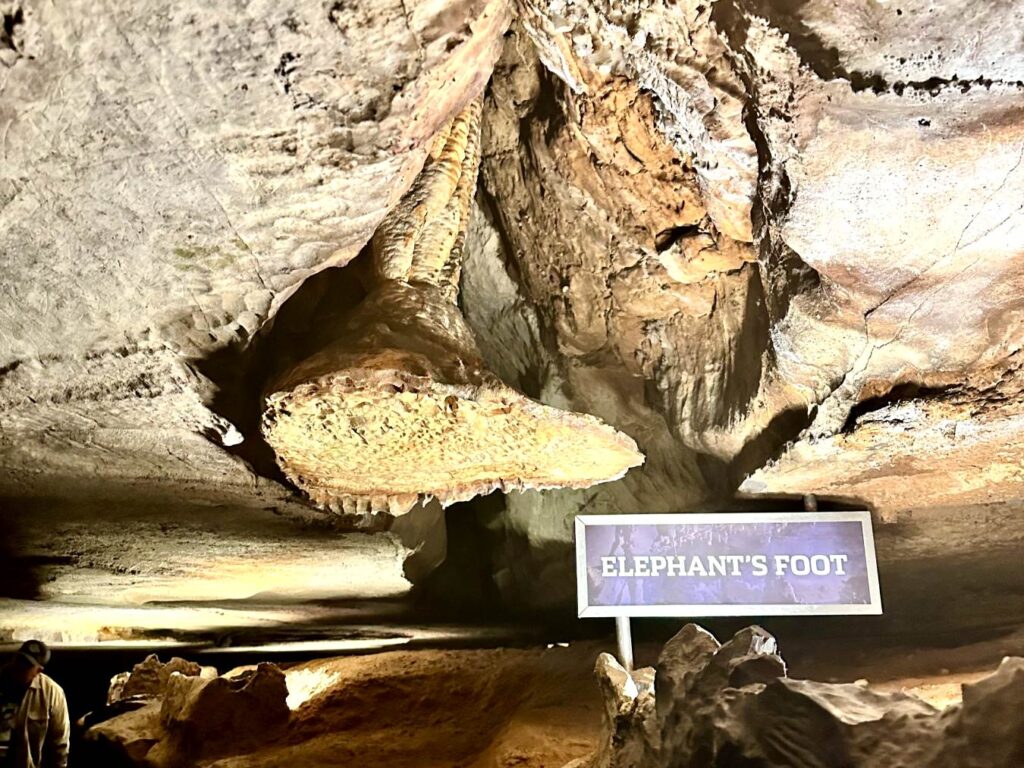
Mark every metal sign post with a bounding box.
[615,616,634,672]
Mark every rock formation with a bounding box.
[84,646,606,768]
[88,660,290,768]
[261,98,643,516]
[1,0,1023,631]
[575,624,1024,768]
[0,0,514,501]
[107,654,218,706]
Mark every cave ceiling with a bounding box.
[0,0,1022,638]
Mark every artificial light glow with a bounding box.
[285,668,342,710]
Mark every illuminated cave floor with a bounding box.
[31,615,1024,767]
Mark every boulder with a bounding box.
[589,654,657,768]
[574,624,1024,768]
[82,702,163,766]
[108,654,217,705]
[152,663,289,765]
[86,661,289,768]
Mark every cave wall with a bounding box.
[0,0,511,500]
[1,0,1022,623]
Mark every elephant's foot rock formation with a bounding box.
[575,624,1024,768]
[262,98,642,516]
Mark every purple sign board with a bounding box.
[575,512,882,618]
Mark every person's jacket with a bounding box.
[6,673,69,768]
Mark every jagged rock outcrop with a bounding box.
[88,661,290,768]
[107,654,218,705]
[574,624,1024,768]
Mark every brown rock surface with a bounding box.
[261,99,643,515]
[576,624,1024,768]
[86,633,1024,768]
[88,646,605,768]
[108,654,216,705]
[0,0,1022,628]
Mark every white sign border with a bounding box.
[575,511,882,618]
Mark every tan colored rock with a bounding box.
[519,0,758,242]
[108,654,216,705]
[0,0,513,503]
[150,663,290,766]
[574,624,1024,768]
[83,701,163,765]
[589,654,657,768]
[263,99,643,515]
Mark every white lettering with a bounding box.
[810,555,830,575]
[774,555,790,575]
[650,556,667,576]
[667,556,686,576]
[602,556,617,577]
[635,556,650,577]
[751,555,768,576]
[830,554,848,575]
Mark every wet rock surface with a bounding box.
[577,624,1024,768]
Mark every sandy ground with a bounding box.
[73,619,1024,768]
[196,625,1021,768]
[206,645,605,768]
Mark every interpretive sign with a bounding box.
[575,512,881,618]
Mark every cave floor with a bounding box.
[60,617,1024,767]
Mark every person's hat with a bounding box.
[16,640,50,669]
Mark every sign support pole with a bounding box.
[615,615,634,672]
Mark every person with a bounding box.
[0,641,69,768]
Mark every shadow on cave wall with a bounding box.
[0,511,46,600]
[190,248,374,490]
[411,491,873,626]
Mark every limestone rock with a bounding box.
[1,0,513,501]
[574,624,1024,768]
[3,0,1024,633]
[262,99,643,516]
[87,662,290,768]
[157,663,289,763]
[108,654,216,705]
[589,654,657,768]
[935,657,1024,767]
[84,701,164,766]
